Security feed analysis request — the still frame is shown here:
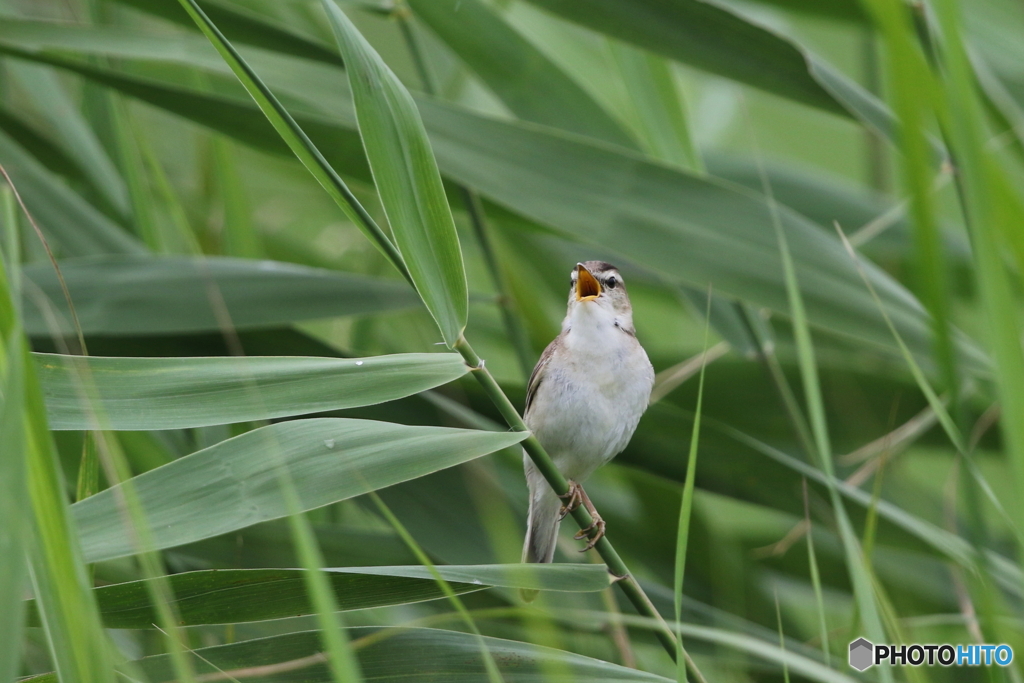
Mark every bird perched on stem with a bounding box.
[522,261,654,564]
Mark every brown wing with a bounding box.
[524,334,562,416]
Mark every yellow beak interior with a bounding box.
[576,267,601,301]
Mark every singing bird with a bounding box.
[522,261,655,563]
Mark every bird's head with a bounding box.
[566,261,635,330]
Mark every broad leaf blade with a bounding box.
[35,628,673,683]
[518,0,890,132]
[322,1,468,347]
[415,103,984,374]
[6,62,130,219]
[1,34,983,374]
[72,418,527,563]
[0,130,144,256]
[38,352,469,430]
[407,0,636,149]
[22,255,420,336]
[113,0,343,66]
[24,564,610,628]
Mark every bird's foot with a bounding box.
[570,483,606,552]
[574,515,606,551]
[558,479,583,520]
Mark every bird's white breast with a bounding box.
[525,301,654,481]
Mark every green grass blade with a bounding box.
[773,590,790,683]
[173,0,408,278]
[72,418,527,563]
[38,352,470,430]
[803,481,830,667]
[767,158,891,678]
[674,291,711,682]
[931,0,1024,554]
[370,492,503,683]
[23,360,116,683]
[833,227,1024,544]
[322,0,468,347]
[133,125,202,255]
[282,497,363,683]
[0,334,27,683]
[0,179,115,681]
[210,138,262,258]
[860,0,959,420]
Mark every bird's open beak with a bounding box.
[575,265,601,302]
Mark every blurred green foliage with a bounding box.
[3,0,1024,681]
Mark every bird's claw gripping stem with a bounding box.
[574,517,606,552]
[558,479,583,520]
[559,480,606,551]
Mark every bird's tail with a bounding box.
[520,465,562,602]
[522,459,562,564]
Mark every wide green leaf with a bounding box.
[407,0,636,149]
[23,628,673,683]
[322,2,468,347]
[25,564,610,629]
[518,0,891,131]
[112,0,344,65]
[171,520,419,569]
[21,255,420,336]
[733,0,867,22]
[72,418,527,563]
[37,352,469,430]
[415,103,983,374]
[5,62,130,219]
[0,30,983,372]
[0,130,144,256]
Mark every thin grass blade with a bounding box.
[0,334,27,682]
[768,163,891,679]
[674,291,712,682]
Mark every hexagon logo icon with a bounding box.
[849,638,874,671]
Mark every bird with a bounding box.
[522,261,655,564]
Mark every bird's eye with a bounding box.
[606,276,618,289]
